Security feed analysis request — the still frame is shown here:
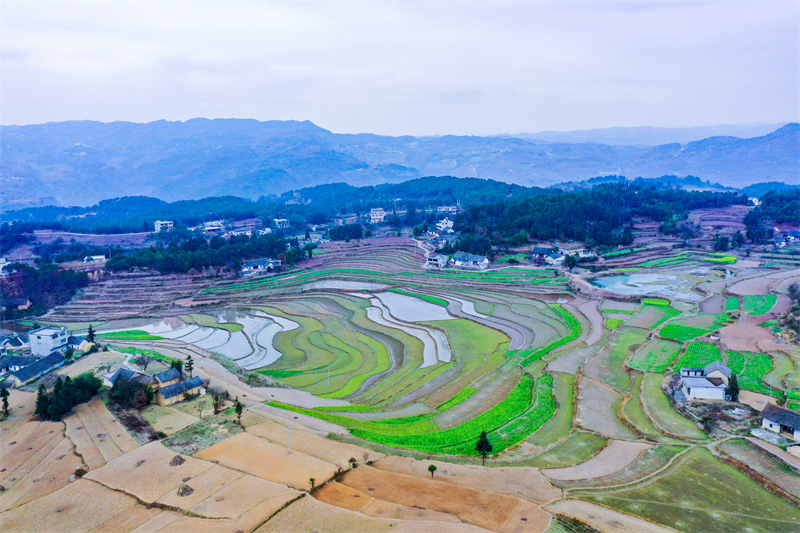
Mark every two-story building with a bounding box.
[154,220,174,232]
[29,327,69,357]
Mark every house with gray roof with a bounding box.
[679,361,731,400]
[154,367,182,388]
[155,376,204,406]
[761,404,800,441]
[7,352,65,387]
[451,251,489,269]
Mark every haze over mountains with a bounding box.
[1,119,798,209]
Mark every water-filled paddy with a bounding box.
[591,268,725,301]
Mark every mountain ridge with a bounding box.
[1,119,797,208]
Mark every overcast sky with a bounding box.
[2,1,798,135]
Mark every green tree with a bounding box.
[727,374,740,402]
[428,464,437,479]
[170,359,183,375]
[564,253,578,270]
[234,396,244,425]
[35,384,50,419]
[476,431,493,466]
[64,347,74,362]
[186,354,194,378]
[0,387,9,420]
[304,229,311,240]
[309,477,316,490]
[87,324,95,343]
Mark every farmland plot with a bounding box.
[339,464,551,533]
[541,440,651,481]
[579,448,800,533]
[641,374,708,440]
[628,338,682,372]
[575,378,636,439]
[194,432,338,489]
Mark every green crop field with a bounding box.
[628,338,682,372]
[726,350,774,394]
[605,318,623,329]
[580,448,800,533]
[97,330,164,340]
[659,313,730,342]
[642,297,670,306]
[724,296,739,311]
[743,294,777,315]
[675,342,721,368]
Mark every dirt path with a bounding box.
[541,440,652,481]
[748,438,800,469]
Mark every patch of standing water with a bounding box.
[591,268,724,301]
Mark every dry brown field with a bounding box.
[339,464,550,533]
[373,456,560,505]
[546,499,681,533]
[728,276,774,296]
[4,390,36,419]
[63,399,138,468]
[0,434,83,512]
[84,441,213,503]
[698,295,724,314]
[541,440,651,481]
[246,420,385,466]
[0,479,144,533]
[256,496,490,533]
[194,432,338,490]
[155,464,243,510]
[576,378,636,440]
[315,480,463,523]
[0,420,63,476]
[190,476,299,519]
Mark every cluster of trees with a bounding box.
[439,234,492,256]
[329,223,363,241]
[456,183,750,246]
[742,190,799,244]
[0,263,89,319]
[106,232,294,273]
[35,373,103,421]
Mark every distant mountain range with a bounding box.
[1,119,797,209]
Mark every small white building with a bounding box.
[679,361,731,400]
[761,404,800,441]
[83,255,106,263]
[273,218,290,229]
[242,258,282,275]
[154,220,174,232]
[28,326,69,357]
[369,208,387,224]
[426,254,448,269]
[436,218,454,232]
[437,205,458,215]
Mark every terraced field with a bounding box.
[15,236,800,532]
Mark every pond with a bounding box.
[591,268,725,301]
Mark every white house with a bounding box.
[451,251,490,269]
[761,404,800,441]
[437,205,458,215]
[436,218,454,232]
[242,258,282,275]
[369,208,387,224]
[154,220,174,232]
[426,254,448,269]
[273,218,290,229]
[203,221,225,234]
[29,326,69,357]
[83,255,106,263]
[679,361,731,400]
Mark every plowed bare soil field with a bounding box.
[0,434,83,512]
[194,432,337,490]
[339,464,550,533]
[373,456,560,505]
[256,496,489,533]
[246,420,385,466]
[85,441,214,503]
[190,476,299,519]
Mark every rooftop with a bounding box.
[158,376,204,399]
[762,404,800,430]
[155,367,182,383]
[11,352,65,383]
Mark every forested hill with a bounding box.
[455,183,752,246]
[2,118,797,208]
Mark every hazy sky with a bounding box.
[2,1,798,135]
